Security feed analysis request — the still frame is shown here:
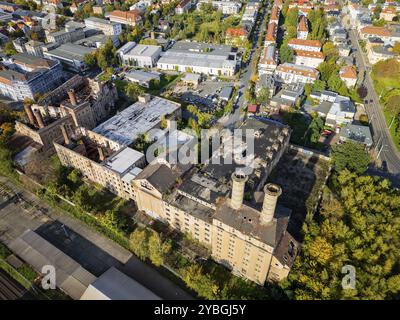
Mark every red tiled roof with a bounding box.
[288,38,322,48]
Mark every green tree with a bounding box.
[148,231,172,267]
[182,264,220,300]
[282,170,400,300]
[4,42,17,56]
[129,228,150,260]
[96,37,117,70]
[125,82,144,101]
[280,43,294,63]
[83,52,97,70]
[331,141,371,173]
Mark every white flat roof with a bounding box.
[80,267,161,300]
[93,96,180,146]
[103,147,144,175]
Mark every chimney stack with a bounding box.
[24,104,36,126]
[230,171,248,210]
[68,89,77,106]
[33,109,45,128]
[261,183,282,225]
[98,147,105,161]
[60,124,70,145]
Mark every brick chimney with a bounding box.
[24,104,36,126]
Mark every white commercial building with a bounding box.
[197,0,242,15]
[117,42,162,68]
[84,17,122,36]
[157,41,238,76]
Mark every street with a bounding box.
[219,0,270,129]
[343,13,400,181]
[0,177,193,300]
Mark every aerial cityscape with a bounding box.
[0,0,399,304]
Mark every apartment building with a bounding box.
[270,5,280,24]
[310,90,356,127]
[359,26,400,45]
[297,15,309,39]
[84,17,122,36]
[288,38,322,52]
[339,65,357,87]
[117,42,162,68]
[275,63,319,84]
[109,10,143,27]
[45,26,85,45]
[380,7,397,21]
[0,53,63,101]
[197,0,242,15]
[293,49,325,68]
[367,45,398,64]
[157,41,238,76]
[258,45,278,75]
[265,22,277,46]
[225,27,248,46]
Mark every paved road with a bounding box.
[342,13,400,177]
[0,269,34,300]
[220,0,270,128]
[0,177,193,300]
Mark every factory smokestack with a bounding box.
[261,183,282,225]
[33,110,45,129]
[68,89,77,106]
[230,171,248,210]
[24,104,36,126]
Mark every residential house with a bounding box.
[293,50,325,68]
[339,66,357,87]
[287,38,322,52]
[275,63,319,84]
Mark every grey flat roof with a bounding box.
[158,41,236,69]
[45,43,96,61]
[9,229,97,300]
[124,43,161,57]
[339,123,372,145]
[125,70,160,83]
[80,267,161,300]
[93,96,180,146]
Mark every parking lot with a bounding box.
[171,79,236,112]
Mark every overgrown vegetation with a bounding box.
[371,59,400,150]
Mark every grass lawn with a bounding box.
[383,110,400,152]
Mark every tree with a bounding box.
[83,52,97,70]
[331,141,371,174]
[280,43,294,63]
[96,37,117,70]
[182,264,220,299]
[148,231,172,266]
[282,170,400,300]
[129,228,150,260]
[125,82,144,101]
[256,88,270,104]
[393,42,400,55]
[285,8,299,27]
[4,42,17,56]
